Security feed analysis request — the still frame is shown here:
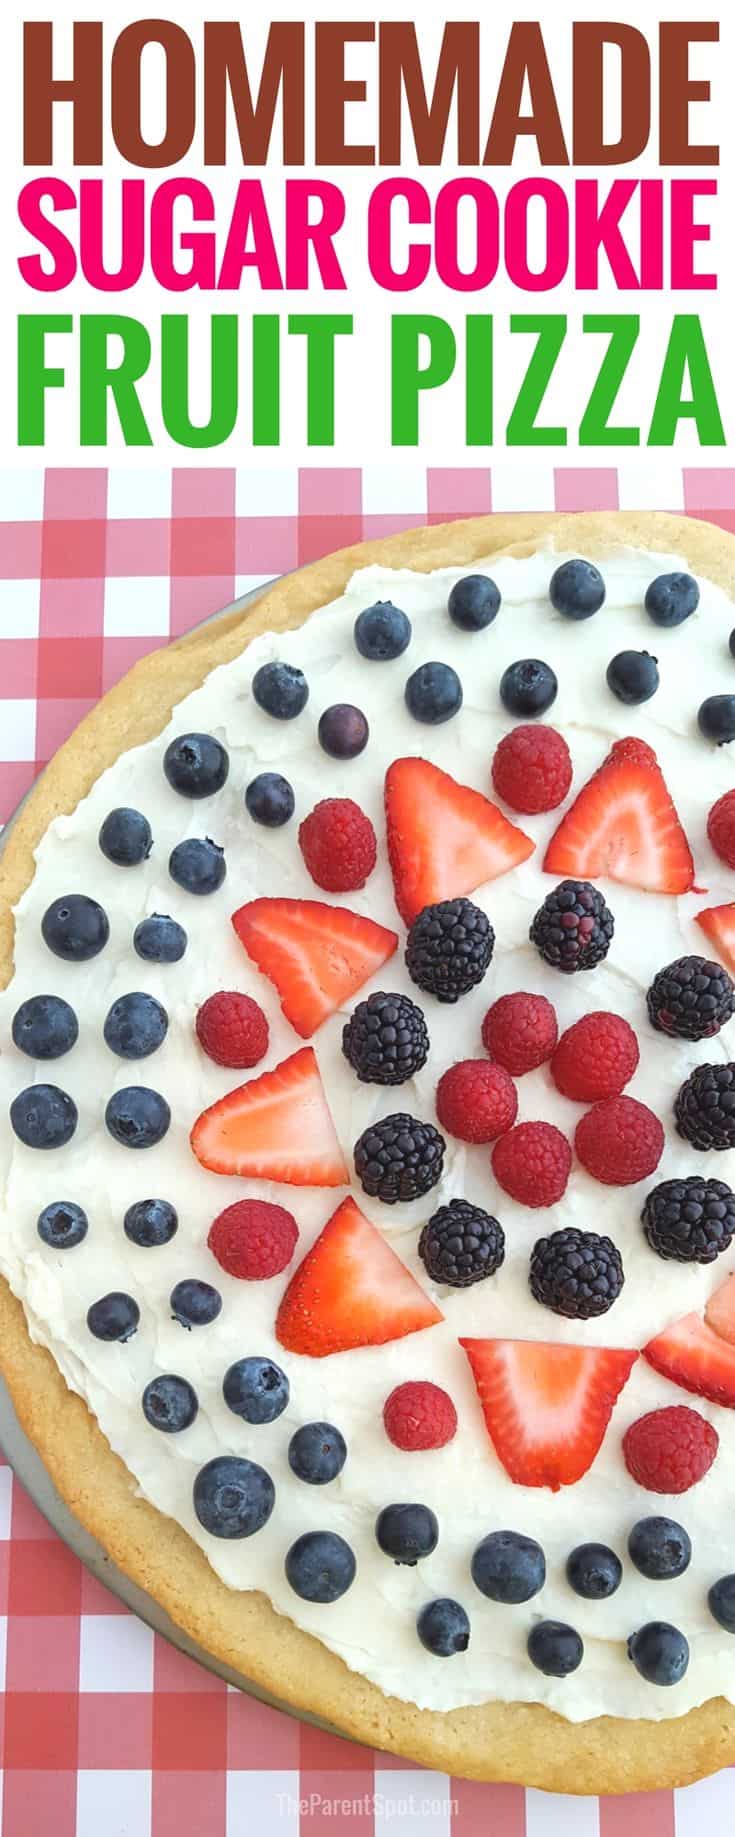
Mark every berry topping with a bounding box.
[708,1575,735,1632]
[500,658,558,718]
[12,994,78,1060]
[245,771,295,828]
[643,1177,735,1263]
[170,1279,222,1328]
[731,629,735,658]
[606,650,659,705]
[575,1096,664,1186]
[104,992,168,1060]
[406,898,495,1004]
[551,1011,639,1103]
[98,806,152,865]
[530,880,614,974]
[566,1544,622,1600]
[376,1503,438,1565]
[191,1046,348,1187]
[492,1121,571,1209]
[448,574,501,631]
[318,703,369,758]
[105,1087,170,1151]
[233,898,397,1039]
[133,913,187,963]
[10,1083,77,1150]
[163,732,229,799]
[550,558,605,619]
[644,1276,735,1407]
[492,724,572,815]
[419,1198,505,1288]
[142,1374,198,1434]
[544,737,695,894]
[169,836,225,895]
[276,1195,442,1356]
[530,1227,624,1318]
[223,1356,289,1423]
[353,1113,446,1205]
[623,1405,718,1495]
[436,1060,517,1143]
[481,991,558,1075]
[628,1516,691,1580]
[460,1337,637,1490]
[646,571,699,626]
[647,955,734,1042]
[87,1292,140,1342]
[386,756,533,928]
[288,1422,347,1485]
[195,991,269,1068]
[628,1622,689,1686]
[708,790,735,867]
[342,990,429,1086]
[354,599,411,659]
[675,1063,735,1152]
[404,660,462,724]
[285,1530,356,1601]
[124,1198,178,1248]
[194,1456,275,1539]
[37,1200,88,1250]
[207,1198,297,1280]
[471,1530,546,1603]
[417,1599,470,1657]
[528,1621,584,1678]
[696,902,735,977]
[42,893,109,962]
[252,660,308,720]
[298,797,377,893]
[698,695,735,745]
[383,1381,458,1451]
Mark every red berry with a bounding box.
[708,790,735,869]
[492,724,573,815]
[481,991,558,1075]
[436,1059,518,1143]
[383,1380,457,1451]
[623,1404,718,1494]
[298,797,377,893]
[491,1121,571,1208]
[551,1011,640,1103]
[196,991,268,1068]
[208,1199,298,1279]
[575,1095,664,1187]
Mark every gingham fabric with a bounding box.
[0,465,734,1836]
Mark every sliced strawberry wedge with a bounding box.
[459,1337,638,1490]
[705,1274,735,1347]
[232,898,397,1038]
[276,1195,443,1356]
[385,757,534,927]
[543,737,695,894]
[697,903,735,977]
[190,1046,348,1186]
[644,1312,735,1408]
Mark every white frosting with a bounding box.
[1,546,735,1723]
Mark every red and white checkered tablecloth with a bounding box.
[1,464,735,1836]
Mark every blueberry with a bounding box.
[709,1574,735,1631]
[169,837,226,894]
[98,807,152,866]
[698,695,735,745]
[133,914,187,963]
[87,1291,140,1342]
[318,703,369,758]
[37,1200,88,1249]
[252,661,309,720]
[194,1455,275,1539]
[646,572,699,627]
[285,1530,356,1602]
[628,1516,691,1580]
[627,1621,689,1685]
[103,993,168,1060]
[550,559,606,619]
[417,1598,470,1657]
[500,658,558,718]
[163,733,229,799]
[404,662,463,725]
[566,1543,622,1600]
[12,994,78,1060]
[245,771,295,827]
[104,1087,170,1150]
[471,1530,546,1604]
[170,1279,222,1328]
[606,650,659,706]
[730,629,735,660]
[124,1198,178,1247]
[448,574,501,632]
[142,1373,198,1433]
[354,600,412,660]
[528,1620,584,1677]
[42,894,109,962]
[10,1083,77,1149]
[223,1356,289,1424]
[288,1422,347,1485]
[375,1503,438,1566]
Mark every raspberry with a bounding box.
[195,991,268,1068]
[298,797,376,892]
[575,1095,664,1186]
[551,1011,640,1103]
[623,1405,719,1495]
[436,1059,518,1143]
[383,1381,457,1451]
[707,790,735,868]
[481,990,558,1075]
[491,1121,572,1208]
[207,1199,298,1279]
[492,724,573,814]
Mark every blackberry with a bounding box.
[675,1063,735,1151]
[419,1198,505,1288]
[530,880,614,974]
[530,1227,624,1318]
[353,1113,445,1205]
[342,991,429,1086]
[405,898,494,1004]
[647,955,734,1042]
[642,1177,735,1263]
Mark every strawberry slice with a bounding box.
[232,899,398,1038]
[543,737,695,894]
[459,1337,638,1490]
[705,1273,735,1347]
[385,757,534,927]
[190,1046,348,1186]
[276,1195,443,1356]
[696,903,735,977]
[644,1312,735,1408]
